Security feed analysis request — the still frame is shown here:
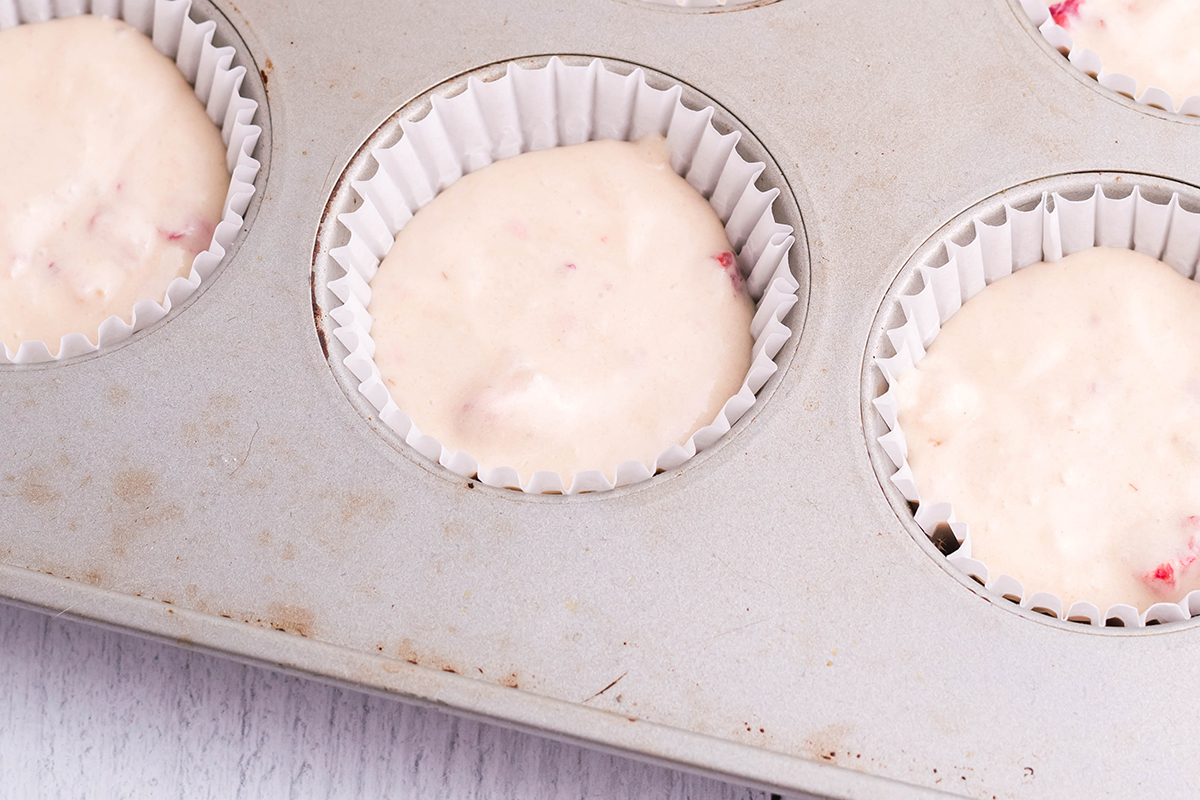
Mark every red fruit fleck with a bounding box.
[565,263,576,270]
[47,262,58,274]
[1183,536,1200,569]
[712,251,744,293]
[1146,562,1176,590]
[1049,0,1083,28]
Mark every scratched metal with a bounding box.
[3,0,1200,798]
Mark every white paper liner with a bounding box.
[873,183,1200,627]
[0,0,262,363]
[327,57,799,495]
[1018,0,1200,117]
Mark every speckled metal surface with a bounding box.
[3,1,1198,798]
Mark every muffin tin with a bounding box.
[4,0,1200,798]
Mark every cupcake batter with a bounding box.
[896,247,1200,611]
[1050,0,1200,102]
[370,136,754,483]
[0,15,229,352]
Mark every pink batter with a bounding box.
[370,136,754,484]
[897,247,1200,611]
[0,15,229,353]
[1049,0,1200,102]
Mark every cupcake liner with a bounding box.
[1018,0,1200,117]
[0,0,262,363]
[873,183,1200,627]
[327,57,799,494]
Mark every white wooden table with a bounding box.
[0,602,777,799]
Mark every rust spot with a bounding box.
[266,602,314,637]
[311,272,329,359]
[258,530,272,546]
[280,542,297,561]
[804,723,852,766]
[441,666,459,674]
[499,672,520,689]
[114,469,155,503]
[397,638,419,664]
[111,500,183,558]
[259,68,268,88]
[180,422,200,447]
[80,571,102,587]
[106,384,130,407]
[19,474,60,507]
[201,394,238,438]
[339,491,394,525]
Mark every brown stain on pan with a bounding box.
[105,384,131,407]
[311,271,329,359]
[17,468,61,508]
[114,468,155,503]
[259,57,273,90]
[393,641,531,691]
[265,602,315,637]
[109,468,183,558]
[338,490,394,525]
[392,638,498,681]
[803,723,854,766]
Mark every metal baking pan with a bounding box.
[4,1,1199,797]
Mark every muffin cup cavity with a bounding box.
[0,0,262,363]
[1017,0,1200,116]
[872,179,1200,628]
[325,57,799,494]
